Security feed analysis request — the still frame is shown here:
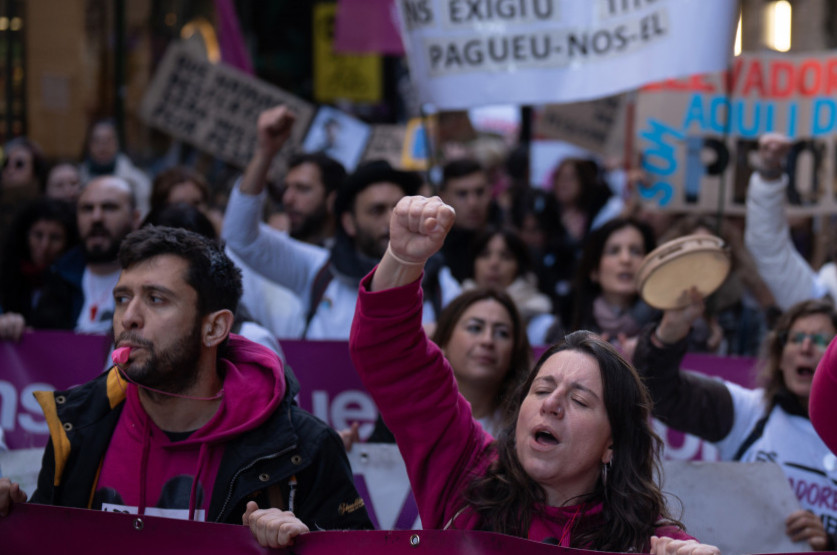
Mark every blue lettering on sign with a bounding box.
[812,98,837,136]
[638,119,682,207]
[680,93,805,137]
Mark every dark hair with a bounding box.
[0,198,78,316]
[118,226,242,317]
[2,137,48,190]
[288,152,347,195]
[460,331,681,551]
[333,159,421,219]
[432,288,531,418]
[150,166,210,213]
[571,218,656,332]
[551,158,612,221]
[441,158,484,190]
[141,203,217,240]
[760,298,837,409]
[469,227,532,283]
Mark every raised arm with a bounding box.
[632,289,735,442]
[239,105,295,196]
[744,133,826,310]
[370,196,456,292]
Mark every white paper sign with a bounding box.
[396,0,738,109]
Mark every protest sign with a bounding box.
[139,41,315,174]
[313,2,383,103]
[301,105,372,171]
[362,124,408,168]
[534,94,626,157]
[396,0,737,109]
[636,51,837,215]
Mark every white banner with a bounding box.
[396,0,738,109]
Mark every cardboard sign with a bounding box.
[139,41,315,173]
[396,0,737,109]
[636,51,837,214]
[534,94,626,156]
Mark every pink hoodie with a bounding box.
[95,335,285,521]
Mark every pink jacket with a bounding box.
[349,270,692,549]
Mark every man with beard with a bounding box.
[280,152,344,246]
[0,175,140,338]
[0,226,371,548]
[223,105,460,339]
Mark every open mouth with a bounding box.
[535,430,560,445]
[796,366,815,378]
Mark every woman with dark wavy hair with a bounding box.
[350,195,718,554]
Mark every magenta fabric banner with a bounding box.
[0,331,111,449]
[0,333,757,452]
[0,502,812,555]
[334,0,405,55]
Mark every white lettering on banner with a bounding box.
[653,419,720,462]
[0,381,52,435]
[310,390,377,440]
[424,9,667,77]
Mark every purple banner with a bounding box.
[0,332,758,453]
[0,502,812,555]
[0,331,111,449]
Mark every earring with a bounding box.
[601,460,612,489]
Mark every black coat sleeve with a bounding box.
[632,323,735,442]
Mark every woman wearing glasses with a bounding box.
[632,293,837,551]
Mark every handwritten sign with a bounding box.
[636,51,837,214]
[139,41,315,173]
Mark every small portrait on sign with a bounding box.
[302,106,371,171]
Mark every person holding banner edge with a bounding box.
[0,226,371,548]
[349,194,719,553]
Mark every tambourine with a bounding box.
[635,234,731,310]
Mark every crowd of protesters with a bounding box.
[0,106,835,553]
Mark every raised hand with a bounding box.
[371,196,455,292]
[655,287,704,345]
[754,132,791,178]
[256,105,296,158]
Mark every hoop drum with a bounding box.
[635,234,731,310]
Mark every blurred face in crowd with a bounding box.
[28,219,68,268]
[515,349,613,506]
[89,123,119,165]
[283,162,331,240]
[113,254,203,394]
[77,177,139,264]
[591,225,646,307]
[46,163,83,203]
[474,234,519,290]
[444,298,514,394]
[781,313,837,402]
[342,182,403,260]
[166,180,207,210]
[552,163,581,207]
[2,145,35,188]
[441,170,491,231]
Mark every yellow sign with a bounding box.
[313,3,382,103]
[401,117,438,171]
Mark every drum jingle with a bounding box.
[635,234,731,310]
